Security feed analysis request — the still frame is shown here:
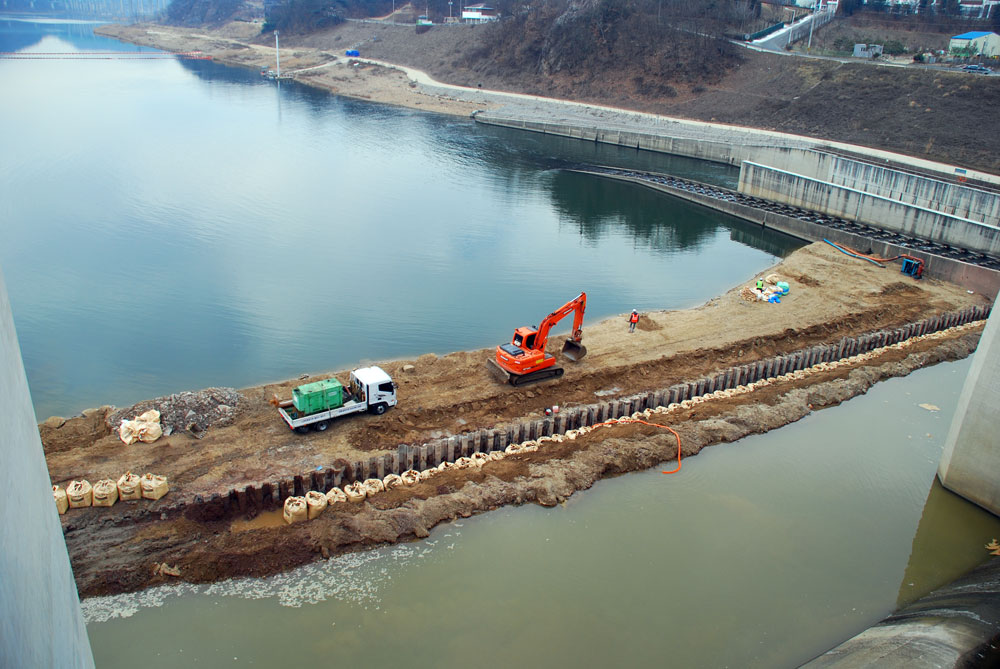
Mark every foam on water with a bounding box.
[81,540,436,623]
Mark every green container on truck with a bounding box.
[293,378,344,414]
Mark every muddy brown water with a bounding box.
[83,357,1000,668]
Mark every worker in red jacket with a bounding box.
[628,309,640,333]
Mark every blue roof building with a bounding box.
[949,31,1000,56]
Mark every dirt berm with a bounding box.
[45,242,991,597]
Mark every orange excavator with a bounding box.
[488,292,588,386]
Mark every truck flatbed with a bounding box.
[278,397,368,432]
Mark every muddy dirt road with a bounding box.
[42,242,993,596]
[62,325,982,598]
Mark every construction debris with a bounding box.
[107,387,244,438]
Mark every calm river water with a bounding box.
[4,18,999,667]
[0,16,795,420]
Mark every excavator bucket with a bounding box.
[561,338,587,362]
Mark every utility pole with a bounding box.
[807,11,814,50]
[274,30,280,78]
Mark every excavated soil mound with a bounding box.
[62,328,980,597]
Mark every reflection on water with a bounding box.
[1,16,114,50]
[729,221,804,260]
[84,357,1000,668]
[897,477,1000,609]
[550,170,801,257]
[1,18,798,420]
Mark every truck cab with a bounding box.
[349,366,398,415]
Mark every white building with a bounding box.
[958,0,1000,17]
[462,4,499,22]
[949,31,1000,56]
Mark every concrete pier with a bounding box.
[0,267,94,668]
[939,303,1000,517]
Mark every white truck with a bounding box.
[275,366,398,433]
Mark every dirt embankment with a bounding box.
[96,20,1000,172]
[62,327,982,598]
[43,242,992,597]
[42,243,988,498]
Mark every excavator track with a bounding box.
[510,366,564,387]
[488,357,565,387]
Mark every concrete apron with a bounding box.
[802,558,1000,668]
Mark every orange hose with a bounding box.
[835,242,900,264]
[587,418,683,474]
[835,242,922,269]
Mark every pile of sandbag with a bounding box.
[140,473,169,500]
[281,468,436,526]
[746,275,791,304]
[283,496,308,524]
[53,471,169,514]
[53,485,69,514]
[92,479,118,507]
[66,480,92,509]
[118,472,143,501]
[118,409,163,445]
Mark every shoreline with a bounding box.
[34,22,996,601]
[42,240,993,597]
[93,23,491,118]
[92,22,1000,184]
[64,323,983,598]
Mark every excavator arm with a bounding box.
[535,292,587,354]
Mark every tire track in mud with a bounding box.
[346,298,955,451]
[67,324,983,598]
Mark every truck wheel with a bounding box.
[370,402,387,415]
[294,426,310,434]
[314,420,330,432]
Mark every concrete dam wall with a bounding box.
[738,161,1000,257]
[749,149,1000,226]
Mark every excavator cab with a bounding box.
[512,327,537,351]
